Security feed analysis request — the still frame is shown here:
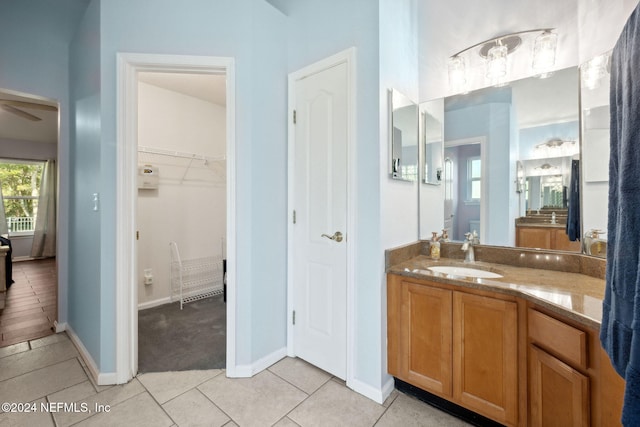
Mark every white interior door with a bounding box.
[292,62,348,379]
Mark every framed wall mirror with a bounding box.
[421,102,443,185]
[389,89,418,181]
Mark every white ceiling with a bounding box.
[138,72,227,107]
[0,90,58,144]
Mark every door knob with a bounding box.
[321,231,343,242]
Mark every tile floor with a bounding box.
[0,333,471,426]
[0,259,56,347]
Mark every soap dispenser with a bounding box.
[430,232,441,260]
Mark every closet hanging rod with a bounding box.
[138,145,225,162]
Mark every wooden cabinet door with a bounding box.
[529,345,589,427]
[517,227,551,249]
[400,282,453,396]
[453,292,518,426]
[552,229,582,252]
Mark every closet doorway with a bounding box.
[135,71,227,373]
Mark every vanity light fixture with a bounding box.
[486,43,508,85]
[448,28,557,93]
[448,55,467,94]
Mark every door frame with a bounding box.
[286,48,357,386]
[443,136,487,243]
[116,53,237,382]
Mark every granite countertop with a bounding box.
[515,222,567,229]
[386,243,606,330]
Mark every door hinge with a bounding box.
[293,110,297,124]
[293,210,296,224]
[292,310,296,325]
[136,231,139,240]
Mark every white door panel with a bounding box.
[293,62,348,379]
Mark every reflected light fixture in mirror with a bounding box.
[533,138,578,158]
[447,28,557,94]
[581,52,611,90]
[532,31,558,78]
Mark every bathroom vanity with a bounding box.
[386,242,624,426]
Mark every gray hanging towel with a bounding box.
[600,3,640,425]
[565,159,580,241]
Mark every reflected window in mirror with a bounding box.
[467,157,481,202]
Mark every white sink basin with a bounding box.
[427,266,503,279]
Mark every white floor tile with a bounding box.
[0,358,87,405]
[288,379,385,427]
[0,398,55,426]
[51,378,145,427]
[47,380,97,404]
[29,332,70,349]
[375,393,472,426]
[162,388,229,427]
[268,357,331,394]
[0,342,29,359]
[273,416,301,426]
[74,392,173,427]
[138,369,222,404]
[198,370,307,427]
[0,340,79,382]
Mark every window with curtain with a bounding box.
[0,159,45,236]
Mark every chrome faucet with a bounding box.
[461,232,475,263]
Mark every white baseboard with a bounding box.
[229,347,287,378]
[137,296,171,311]
[12,256,35,262]
[348,376,395,404]
[66,324,117,385]
[54,321,67,333]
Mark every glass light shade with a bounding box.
[448,56,467,93]
[581,53,608,90]
[532,32,557,76]
[486,44,508,81]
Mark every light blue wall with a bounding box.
[79,0,288,371]
[379,0,419,394]
[445,101,514,246]
[519,121,579,159]
[68,0,103,368]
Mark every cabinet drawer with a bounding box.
[528,309,587,369]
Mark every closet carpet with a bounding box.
[138,294,226,373]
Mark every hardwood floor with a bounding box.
[0,258,56,347]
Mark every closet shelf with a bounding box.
[138,145,226,185]
[138,145,225,162]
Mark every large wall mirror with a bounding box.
[389,89,418,181]
[419,67,583,250]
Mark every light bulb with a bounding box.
[532,31,557,77]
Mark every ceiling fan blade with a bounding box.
[1,104,41,121]
[0,99,57,112]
